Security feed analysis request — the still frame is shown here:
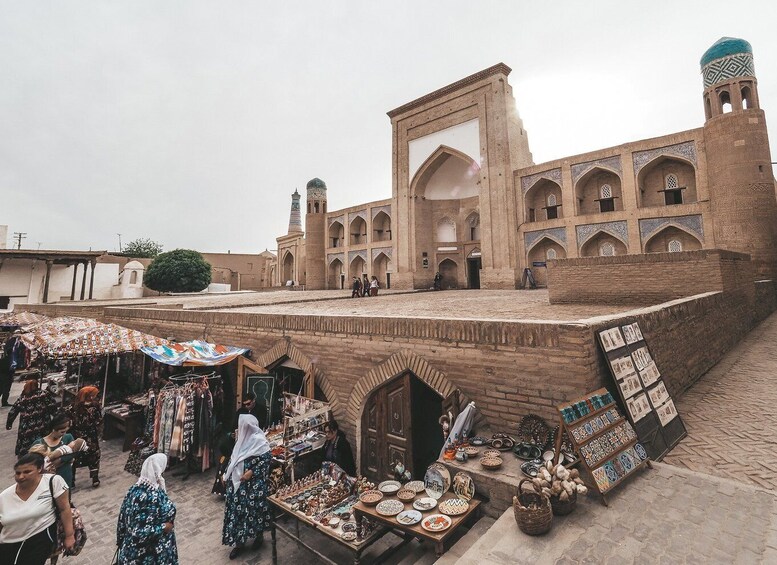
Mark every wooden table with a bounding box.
[268,496,406,565]
[103,409,144,451]
[353,492,481,557]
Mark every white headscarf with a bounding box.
[138,453,168,491]
[225,414,270,489]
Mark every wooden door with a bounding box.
[362,374,413,480]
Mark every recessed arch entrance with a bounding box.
[349,255,367,280]
[328,258,344,289]
[281,252,294,285]
[644,225,702,253]
[372,252,391,289]
[438,258,459,289]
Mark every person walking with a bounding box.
[116,453,178,564]
[6,380,57,456]
[0,339,15,406]
[222,414,271,560]
[0,452,74,565]
[362,274,370,297]
[351,276,361,298]
[370,276,379,297]
[70,386,103,488]
[33,412,76,489]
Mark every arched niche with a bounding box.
[329,221,344,248]
[372,252,391,288]
[411,145,480,200]
[436,217,457,243]
[638,156,697,208]
[524,178,563,222]
[575,167,622,215]
[281,251,295,284]
[464,211,480,241]
[327,258,344,289]
[438,258,459,289]
[350,216,367,246]
[644,225,702,253]
[372,211,391,242]
[527,237,566,287]
[349,255,367,279]
[579,231,627,257]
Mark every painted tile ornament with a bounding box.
[591,467,610,491]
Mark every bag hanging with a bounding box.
[49,476,88,556]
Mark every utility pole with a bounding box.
[117,233,122,253]
[12,232,26,250]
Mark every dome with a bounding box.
[700,37,752,68]
[124,260,145,270]
[306,178,327,190]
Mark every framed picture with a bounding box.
[626,392,651,422]
[639,361,661,388]
[245,374,276,428]
[647,381,670,407]
[618,373,643,399]
[599,327,626,352]
[610,355,637,381]
[656,399,678,426]
[631,346,652,371]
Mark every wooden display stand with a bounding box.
[276,394,331,483]
[556,388,651,506]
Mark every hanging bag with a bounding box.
[49,476,88,556]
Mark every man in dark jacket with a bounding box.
[323,420,356,476]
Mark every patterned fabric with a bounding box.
[6,390,57,455]
[140,340,247,367]
[71,401,103,481]
[221,452,271,546]
[116,483,178,564]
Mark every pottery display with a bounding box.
[438,497,469,516]
[359,490,384,506]
[341,531,357,541]
[421,514,452,532]
[396,509,423,525]
[480,456,503,470]
[483,449,501,459]
[405,480,426,494]
[464,446,480,457]
[413,497,438,511]
[469,436,488,446]
[378,480,402,494]
[376,499,404,516]
[424,463,451,500]
[396,488,417,502]
[452,472,475,501]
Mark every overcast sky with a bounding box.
[2,1,776,254]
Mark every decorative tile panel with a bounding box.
[702,53,755,88]
[571,156,623,185]
[348,250,367,264]
[632,142,697,176]
[638,215,704,242]
[349,210,368,224]
[525,227,567,251]
[576,221,629,247]
[328,215,345,227]
[372,247,393,261]
[327,253,344,265]
[521,168,562,194]
[371,205,391,219]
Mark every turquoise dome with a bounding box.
[700,37,752,68]
[306,178,327,190]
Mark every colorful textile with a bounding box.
[141,340,247,367]
[6,390,57,455]
[116,483,178,564]
[0,311,49,328]
[70,401,103,482]
[30,322,167,360]
[221,452,271,546]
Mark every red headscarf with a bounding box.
[77,386,100,405]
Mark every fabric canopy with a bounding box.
[141,340,247,366]
[0,311,50,329]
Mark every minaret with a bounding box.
[287,189,303,234]
[305,178,327,290]
[701,37,777,278]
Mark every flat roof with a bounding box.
[0,249,106,262]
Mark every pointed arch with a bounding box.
[637,155,697,208]
[579,231,628,257]
[410,145,480,200]
[643,224,703,253]
[574,166,622,215]
[372,211,391,242]
[524,178,562,222]
[525,234,566,254]
[328,221,344,248]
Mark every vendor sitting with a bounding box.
[322,420,356,476]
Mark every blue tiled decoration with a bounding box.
[702,51,755,88]
[328,215,345,227]
[576,221,628,248]
[638,215,704,243]
[348,250,367,264]
[521,168,562,194]
[571,156,622,186]
[371,247,392,261]
[632,142,697,176]
[327,253,345,265]
[524,227,567,252]
[371,205,391,220]
[349,210,368,224]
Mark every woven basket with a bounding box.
[550,488,577,516]
[513,479,552,535]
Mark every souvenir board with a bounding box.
[556,388,650,505]
[596,322,687,461]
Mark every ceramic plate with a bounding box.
[421,514,452,532]
[405,480,426,494]
[424,463,451,500]
[482,449,501,459]
[341,522,357,532]
[376,499,404,516]
[378,480,402,494]
[452,472,475,501]
[439,498,469,516]
[341,531,357,541]
[396,509,423,526]
[470,437,487,446]
[413,497,438,511]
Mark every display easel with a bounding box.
[555,388,651,506]
[278,393,331,483]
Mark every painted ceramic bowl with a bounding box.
[480,456,503,470]
[397,488,417,502]
[359,490,384,506]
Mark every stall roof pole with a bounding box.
[101,354,109,407]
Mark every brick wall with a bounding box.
[547,249,752,305]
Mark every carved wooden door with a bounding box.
[361,374,413,480]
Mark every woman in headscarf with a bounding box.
[70,385,103,487]
[221,414,271,560]
[6,379,57,456]
[116,453,178,564]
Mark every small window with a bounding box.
[599,199,615,213]
[665,191,683,205]
[546,248,557,260]
[668,240,683,253]
[546,207,558,220]
[528,208,536,222]
[547,194,557,207]
[600,184,612,199]
[600,242,615,257]
[665,174,678,189]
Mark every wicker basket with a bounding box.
[513,479,552,535]
[550,488,577,516]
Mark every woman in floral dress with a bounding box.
[116,454,178,564]
[222,414,271,560]
[70,386,103,487]
[6,380,57,456]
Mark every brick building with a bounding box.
[276,37,777,290]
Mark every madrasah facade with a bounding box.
[275,37,777,291]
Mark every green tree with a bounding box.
[122,238,163,258]
[144,249,212,293]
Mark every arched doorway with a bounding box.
[349,255,367,279]
[361,372,443,480]
[466,248,481,289]
[438,258,459,290]
[282,252,294,285]
[328,258,344,289]
[372,252,391,289]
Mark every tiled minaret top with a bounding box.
[287,189,303,234]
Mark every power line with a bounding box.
[12,232,26,250]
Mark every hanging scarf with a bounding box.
[137,453,168,491]
[224,414,270,489]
